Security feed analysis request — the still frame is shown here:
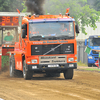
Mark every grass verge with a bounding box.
[81,68,100,71]
[77,61,87,67]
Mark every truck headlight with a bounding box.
[31,59,37,63]
[88,56,93,59]
[68,58,74,62]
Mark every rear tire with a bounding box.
[9,55,17,77]
[93,64,97,67]
[63,69,73,79]
[23,60,33,80]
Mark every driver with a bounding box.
[4,32,13,42]
[60,23,67,33]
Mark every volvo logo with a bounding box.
[68,46,70,48]
[51,48,55,51]
[35,47,38,49]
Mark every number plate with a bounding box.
[48,65,59,67]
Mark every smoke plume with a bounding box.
[25,0,45,15]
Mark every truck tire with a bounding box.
[63,69,73,79]
[23,60,33,80]
[93,64,97,67]
[88,64,92,67]
[9,55,17,77]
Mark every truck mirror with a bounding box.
[22,24,27,29]
[75,25,79,34]
[22,29,27,38]
[84,39,87,46]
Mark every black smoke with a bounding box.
[25,0,45,15]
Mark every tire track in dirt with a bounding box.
[0,85,39,100]
[15,79,98,100]
[0,87,24,100]
[0,79,89,100]
[0,70,100,100]
[38,88,91,100]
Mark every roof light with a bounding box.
[12,23,13,26]
[59,13,62,16]
[2,23,5,26]
[28,15,31,17]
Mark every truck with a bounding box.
[85,35,100,67]
[9,9,79,80]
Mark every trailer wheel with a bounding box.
[23,60,33,80]
[63,69,73,79]
[9,55,17,77]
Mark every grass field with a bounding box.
[77,61,100,72]
[77,61,87,67]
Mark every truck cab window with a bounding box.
[29,22,74,41]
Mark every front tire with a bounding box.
[23,60,33,80]
[88,64,92,67]
[63,69,73,79]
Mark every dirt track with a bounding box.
[0,67,100,100]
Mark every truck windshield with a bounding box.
[89,38,100,46]
[29,22,74,40]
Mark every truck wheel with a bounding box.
[93,64,97,67]
[63,69,73,79]
[9,55,17,77]
[88,64,92,67]
[23,60,33,80]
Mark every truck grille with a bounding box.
[39,55,67,64]
[92,50,99,54]
[31,44,74,55]
[94,57,98,61]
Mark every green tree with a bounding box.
[93,0,100,11]
[45,0,100,34]
[0,0,23,12]
[21,0,100,34]
[22,0,27,12]
[87,0,100,11]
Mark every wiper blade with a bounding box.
[30,35,42,39]
[57,35,74,39]
[43,36,57,40]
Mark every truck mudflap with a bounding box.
[26,63,77,72]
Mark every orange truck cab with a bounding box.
[9,10,79,80]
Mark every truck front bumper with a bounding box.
[26,63,77,73]
[88,59,96,64]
